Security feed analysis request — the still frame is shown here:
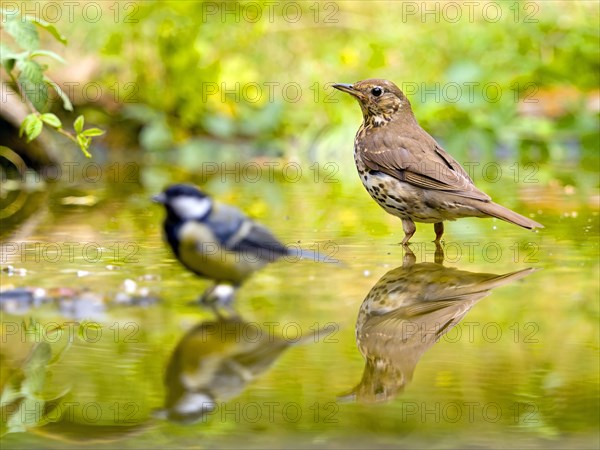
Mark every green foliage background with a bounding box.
[47,0,597,167]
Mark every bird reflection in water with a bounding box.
[156,316,328,424]
[343,248,537,403]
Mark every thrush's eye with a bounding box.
[371,87,383,97]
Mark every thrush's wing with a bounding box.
[359,127,491,202]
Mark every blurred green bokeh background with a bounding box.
[3,1,598,171]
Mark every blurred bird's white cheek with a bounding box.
[173,197,212,219]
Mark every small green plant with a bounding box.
[0,8,104,157]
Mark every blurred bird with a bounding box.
[333,79,543,244]
[342,253,536,403]
[153,184,326,307]
[156,316,328,424]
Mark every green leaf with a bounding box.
[17,59,43,83]
[17,59,47,110]
[81,128,105,137]
[3,15,40,51]
[0,44,19,72]
[19,114,37,137]
[74,115,84,134]
[2,57,16,73]
[77,134,90,148]
[40,113,61,128]
[2,58,16,72]
[44,76,73,111]
[76,134,92,158]
[25,116,44,142]
[30,17,67,45]
[21,115,43,142]
[29,50,66,64]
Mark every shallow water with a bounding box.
[1,158,598,449]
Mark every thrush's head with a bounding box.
[333,79,412,126]
[153,184,213,221]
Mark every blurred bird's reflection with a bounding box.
[157,316,326,424]
[344,250,536,404]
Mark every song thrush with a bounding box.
[333,79,543,244]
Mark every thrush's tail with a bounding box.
[478,201,543,230]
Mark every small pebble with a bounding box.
[123,279,137,294]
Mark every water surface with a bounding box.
[1,158,598,449]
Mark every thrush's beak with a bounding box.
[332,83,355,94]
[152,193,166,204]
[333,83,364,101]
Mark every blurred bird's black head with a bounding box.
[333,79,412,126]
[153,184,213,221]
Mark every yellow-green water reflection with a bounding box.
[0,164,598,449]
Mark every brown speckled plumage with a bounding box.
[333,79,544,244]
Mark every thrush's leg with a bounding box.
[401,218,416,245]
[433,222,444,243]
[434,241,445,264]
